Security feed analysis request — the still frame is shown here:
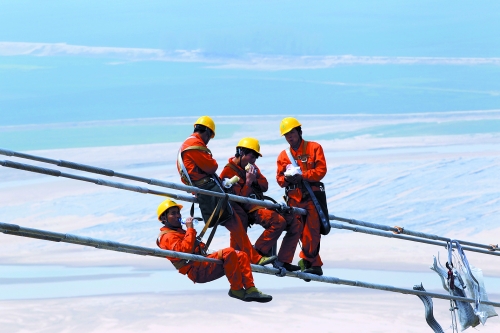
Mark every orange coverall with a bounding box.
[157,226,255,290]
[276,140,327,267]
[177,133,262,264]
[220,158,302,264]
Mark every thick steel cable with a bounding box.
[0,159,496,257]
[0,149,305,215]
[0,148,497,253]
[1,221,499,308]
[330,222,500,257]
[330,215,498,252]
[0,160,307,216]
[0,160,197,203]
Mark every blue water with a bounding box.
[1,1,500,129]
[2,115,500,151]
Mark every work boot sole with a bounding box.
[245,293,273,303]
[303,267,323,276]
[228,290,248,302]
[283,263,301,272]
[302,267,323,282]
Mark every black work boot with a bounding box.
[283,262,301,272]
[303,266,323,276]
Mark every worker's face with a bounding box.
[166,207,181,227]
[285,128,301,148]
[241,152,257,168]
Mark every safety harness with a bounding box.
[285,141,331,235]
[156,228,196,270]
[177,142,231,253]
[176,141,213,187]
[224,162,266,214]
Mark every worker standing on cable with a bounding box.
[156,199,272,302]
[177,116,276,266]
[276,117,328,278]
[220,138,302,272]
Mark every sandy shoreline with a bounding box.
[1,288,499,333]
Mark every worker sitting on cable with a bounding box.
[220,137,302,272]
[177,116,276,266]
[277,117,328,279]
[156,199,272,302]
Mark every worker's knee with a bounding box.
[235,249,249,261]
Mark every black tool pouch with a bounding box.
[310,181,330,235]
[197,179,233,227]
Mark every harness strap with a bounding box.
[177,143,212,186]
[156,229,177,247]
[285,147,330,235]
[177,142,213,226]
[203,194,230,252]
[226,162,246,180]
[156,229,190,270]
[301,140,308,172]
[226,162,265,205]
[198,193,225,240]
[217,249,224,260]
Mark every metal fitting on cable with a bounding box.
[392,226,404,234]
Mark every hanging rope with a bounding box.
[1,221,499,308]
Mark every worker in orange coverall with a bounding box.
[176,116,276,266]
[220,137,302,272]
[276,117,327,278]
[156,198,272,302]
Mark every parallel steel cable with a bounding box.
[0,159,496,257]
[331,215,498,252]
[1,221,499,308]
[0,149,305,215]
[330,222,500,257]
[0,148,498,254]
[0,160,197,203]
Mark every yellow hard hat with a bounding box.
[279,117,302,136]
[194,116,216,138]
[237,137,262,157]
[157,199,183,220]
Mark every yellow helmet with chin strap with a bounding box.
[194,116,216,138]
[279,117,302,136]
[157,199,183,221]
[236,137,262,157]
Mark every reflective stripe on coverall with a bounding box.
[276,140,327,267]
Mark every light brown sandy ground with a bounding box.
[1,288,499,333]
